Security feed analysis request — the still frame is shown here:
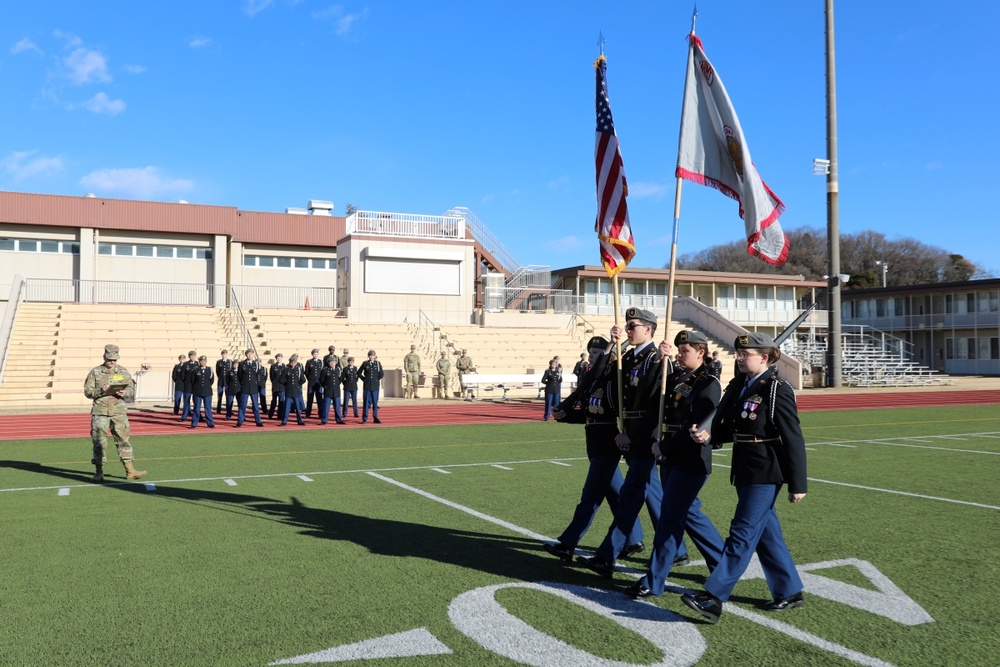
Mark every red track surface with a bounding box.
[2,390,1000,441]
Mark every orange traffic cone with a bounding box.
[304,296,311,310]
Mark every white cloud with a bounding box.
[124,64,147,74]
[79,92,126,115]
[312,5,369,36]
[11,38,42,56]
[1,150,64,180]
[545,235,587,254]
[64,47,111,84]
[188,36,213,49]
[627,181,670,200]
[244,0,276,16]
[52,30,82,49]
[79,167,194,199]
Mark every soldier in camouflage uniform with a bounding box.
[456,349,474,401]
[83,344,147,483]
[435,350,451,399]
[403,344,421,399]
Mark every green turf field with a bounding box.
[1,405,998,666]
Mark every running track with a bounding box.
[2,390,1000,441]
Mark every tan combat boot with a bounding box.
[91,465,104,483]
[123,460,147,481]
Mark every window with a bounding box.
[176,247,193,259]
[875,299,886,317]
[63,242,80,254]
[243,256,255,267]
[276,257,292,268]
[892,297,904,317]
[945,294,954,314]
[0,238,15,251]
[294,258,308,268]
[115,245,134,256]
[311,259,325,269]
[978,338,991,361]
[40,241,59,253]
[736,285,753,309]
[258,256,274,267]
[967,294,976,313]
[991,338,999,360]
[20,240,37,252]
[156,246,174,258]
[98,243,112,255]
[135,245,154,257]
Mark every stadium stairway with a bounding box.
[0,302,62,409]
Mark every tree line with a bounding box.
[675,227,990,288]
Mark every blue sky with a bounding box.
[2,1,997,276]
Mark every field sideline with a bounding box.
[1,402,998,666]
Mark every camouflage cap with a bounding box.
[103,344,120,360]
[410,344,416,349]
[674,330,709,346]
[586,335,609,350]
[735,332,776,350]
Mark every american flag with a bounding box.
[594,55,635,277]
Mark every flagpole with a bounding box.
[658,9,698,431]
[612,274,625,434]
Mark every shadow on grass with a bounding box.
[0,459,578,582]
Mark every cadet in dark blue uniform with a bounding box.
[281,354,307,426]
[225,361,240,420]
[579,308,667,578]
[268,353,287,419]
[215,350,232,415]
[172,354,185,415]
[319,358,345,424]
[542,336,653,562]
[304,349,324,418]
[341,357,359,419]
[190,355,216,428]
[682,332,808,623]
[257,360,268,413]
[179,350,198,421]
[235,349,263,427]
[359,350,383,424]
[628,330,725,599]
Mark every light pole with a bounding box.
[824,0,842,388]
[875,260,888,288]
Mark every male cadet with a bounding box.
[179,350,199,421]
[257,358,268,413]
[359,349,384,424]
[579,307,666,578]
[280,353,307,426]
[171,354,185,415]
[268,353,288,420]
[215,350,233,415]
[435,350,451,399]
[341,356,359,419]
[403,344,421,399]
[710,351,723,379]
[190,355,216,429]
[304,348,324,418]
[323,345,340,367]
[83,344,147,483]
[235,349,264,427]
[456,348,474,400]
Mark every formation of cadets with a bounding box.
[543,307,808,625]
[171,345,388,427]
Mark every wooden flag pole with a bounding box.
[612,273,625,434]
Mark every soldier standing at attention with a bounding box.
[341,356,359,419]
[84,344,146,483]
[268,353,287,420]
[172,354,185,415]
[319,357,345,425]
[281,353,307,426]
[179,349,198,422]
[257,359,268,415]
[435,350,451,399]
[215,349,232,415]
[359,349,384,424]
[339,349,350,371]
[403,344,421,398]
[235,349,263,427]
[710,351,723,380]
[225,361,240,420]
[323,345,340,367]
[456,348,474,401]
[190,355,216,429]
[304,348,324,418]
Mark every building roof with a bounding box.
[551,264,826,288]
[841,277,1000,298]
[0,190,346,247]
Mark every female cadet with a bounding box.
[319,357,345,425]
[628,330,725,599]
[681,332,808,623]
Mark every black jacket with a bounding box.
[215,358,233,387]
[342,366,359,391]
[284,364,306,399]
[181,359,199,392]
[269,363,288,392]
[320,366,342,400]
[358,359,383,391]
[172,362,185,389]
[612,342,662,457]
[257,364,267,392]
[191,366,215,397]
[659,362,721,474]
[237,360,260,394]
[711,366,807,493]
[305,358,324,386]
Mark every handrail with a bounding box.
[0,274,27,388]
[229,288,257,358]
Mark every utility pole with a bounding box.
[825,0,842,388]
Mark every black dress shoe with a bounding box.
[764,591,805,612]
[673,554,691,567]
[577,555,615,579]
[681,591,723,624]
[627,579,656,599]
[620,542,645,558]
[373,418,382,424]
[542,542,574,562]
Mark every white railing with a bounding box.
[446,206,520,274]
[482,286,577,313]
[347,210,465,240]
[0,274,27,388]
